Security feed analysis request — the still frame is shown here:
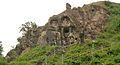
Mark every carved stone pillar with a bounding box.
[61,27,64,46]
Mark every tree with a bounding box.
[17,37,22,43]
[0,41,3,55]
[19,21,38,35]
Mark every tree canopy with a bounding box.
[19,22,38,35]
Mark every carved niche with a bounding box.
[50,19,58,27]
[61,16,71,27]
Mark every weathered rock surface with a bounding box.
[4,1,110,62]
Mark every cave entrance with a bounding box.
[64,27,69,33]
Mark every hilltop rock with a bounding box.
[66,3,71,10]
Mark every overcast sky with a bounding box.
[0,0,120,56]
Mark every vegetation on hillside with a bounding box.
[0,41,8,65]
[9,46,56,65]
[0,41,3,55]
[1,1,120,65]
[0,56,8,65]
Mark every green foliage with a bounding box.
[0,41,3,55]
[19,22,38,35]
[94,52,107,58]
[9,61,34,65]
[104,15,120,34]
[80,54,92,61]
[0,61,8,65]
[104,2,120,34]
[114,55,120,63]
[94,39,111,46]
[9,46,54,65]
[90,58,101,65]
[16,43,20,47]
[107,2,120,15]
[0,56,8,65]
[98,32,113,40]
[17,37,22,43]
[87,39,111,48]
[104,60,115,65]
[112,34,120,42]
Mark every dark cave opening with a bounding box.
[64,27,69,33]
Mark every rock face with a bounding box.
[5,1,110,62]
[38,2,109,46]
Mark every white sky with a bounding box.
[0,0,120,56]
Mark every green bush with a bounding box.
[0,61,8,65]
[9,46,54,65]
[104,2,120,34]
[9,61,34,65]
[98,32,112,39]
[106,47,120,56]
[0,56,8,65]
[64,59,80,65]
[106,48,114,55]
[80,54,92,61]
[105,61,115,65]
[90,58,101,65]
[114,55,120,63]
[94,52,107,58]
[89,39,111,47]
[112,34,120,42]
[114,58,120,63]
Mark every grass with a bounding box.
[9,46,55,65]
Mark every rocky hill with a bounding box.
[3,1,120,65]
[4,1,110,62]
